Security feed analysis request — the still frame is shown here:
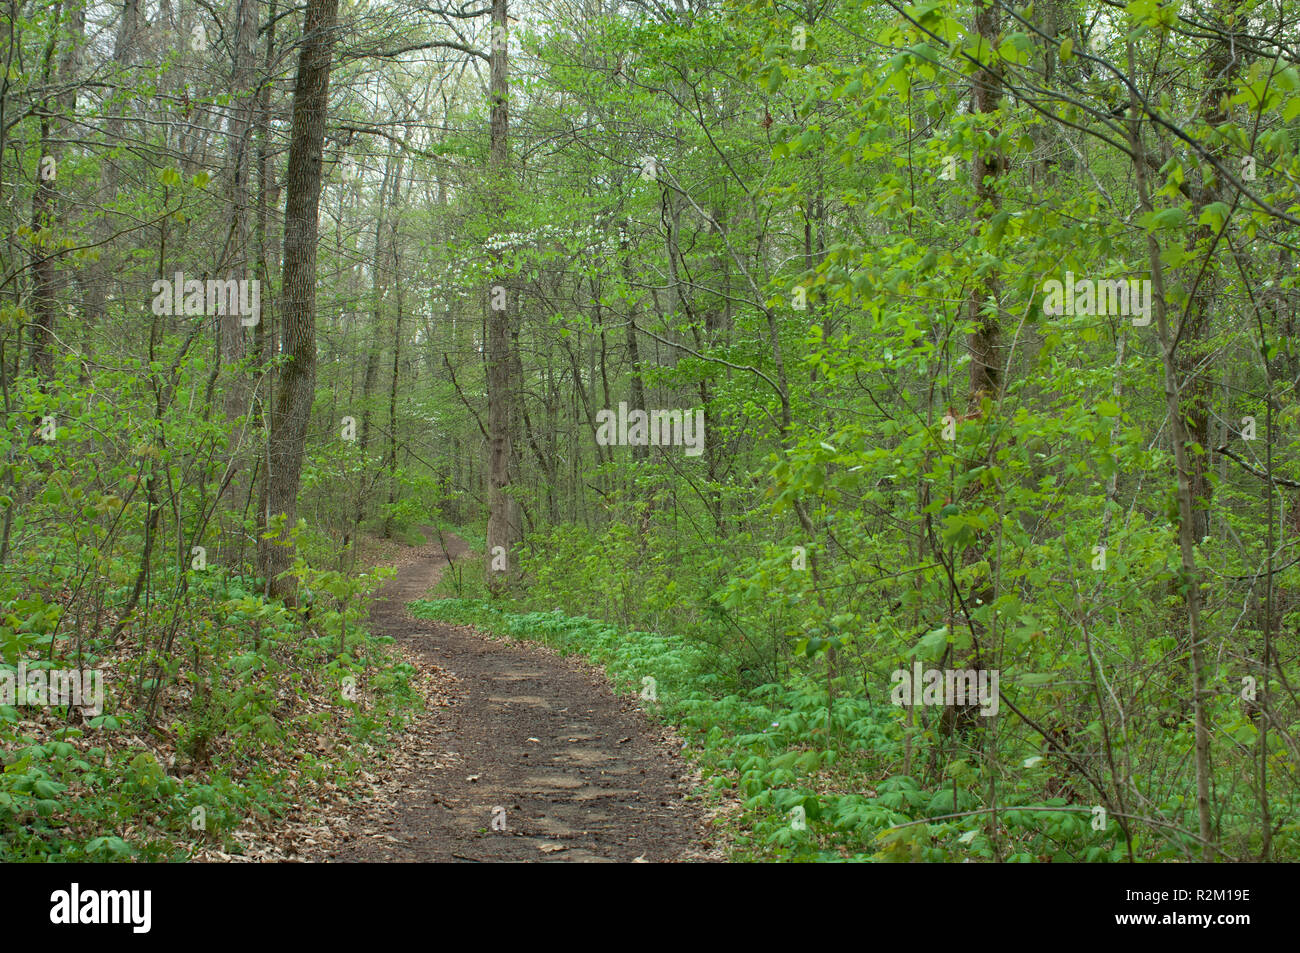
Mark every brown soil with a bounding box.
[315,529,720,863]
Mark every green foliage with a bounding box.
[6,0,1300,865]
[411,599,1154,861]
[0,558,415,861]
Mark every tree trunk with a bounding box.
[82,0,140,331]
[1126,41,1214,852]
[27,0,65,382]
[940,0,1004,756]
[357,148,395,534]
[219,0,259,428]
[1178,3,1246,542]
[620,221,648,463]
[383,267,404,538]
[484,0,514,593]
[252,0,280,568]
[261,0,339,602]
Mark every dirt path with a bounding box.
[322,530,718,862]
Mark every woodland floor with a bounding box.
[298,529,720,863]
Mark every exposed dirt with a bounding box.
[312,529,719,863]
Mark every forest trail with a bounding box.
[321,530,717,862]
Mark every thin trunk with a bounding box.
[355,149,396,531]
[1126,41,1214,851]
[1179,1,1246,542]
[620,221,647,462]
[383,276,403,537]
[252,0,279,567]
[27,1,64,381]
[942,0,1004,831]
[83,0,141,329]
[220,0,259,427]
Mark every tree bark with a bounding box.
[485,0,514,593]
[620,221,648,463]
[220,0,260,428]
[27,0,66,382]
[261,0,339,602]
[1178,1,1246,542]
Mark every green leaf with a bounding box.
[1149,207,1187,230]
[32,778,62,798]
[1197,201,1231,232]
[1017,672,1056,686]
[911,626,950,661]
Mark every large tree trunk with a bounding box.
[261,0,339,602]
[484,0,514,593]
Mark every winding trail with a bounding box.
[328,530,717,862]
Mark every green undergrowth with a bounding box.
[408,598,1127,862]
[1,566,421,862]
